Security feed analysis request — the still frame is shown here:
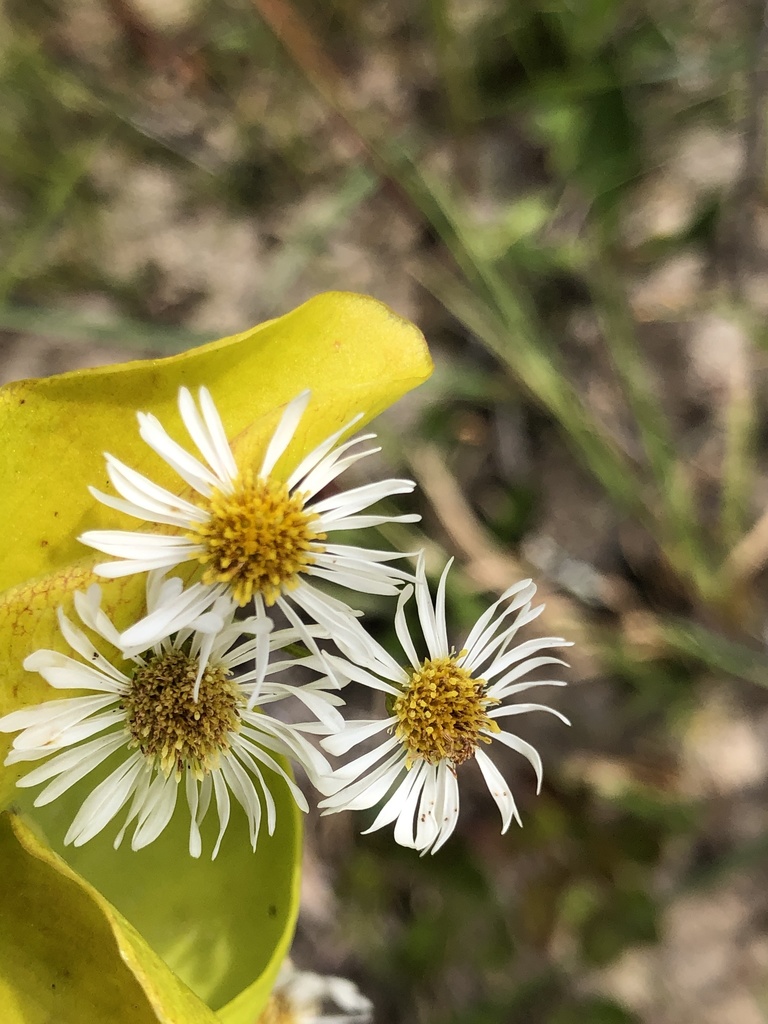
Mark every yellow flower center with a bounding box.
[393,654,499,768]
[188,469,326,606]
[257,993,295,1024]
[124,649,241,777]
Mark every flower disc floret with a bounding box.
[125,649,240,777]
[189,470,326,606]
[394,655,498,767]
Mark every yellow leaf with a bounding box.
[12,763,302,1021]
[0,811,219,1024]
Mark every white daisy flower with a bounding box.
[79,388,419,650]
[259,962,372,1024]
[0,573,343,859]
[319,557,571,855]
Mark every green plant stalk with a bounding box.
[720,377,756,552]
[426,0,474,131]
[662,618,768,688]
[585,239,718,603]
[414,257,648,519]
[0,135,107,306]
[0,305,211,353]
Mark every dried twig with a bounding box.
[719,0,768,287]
[406,444,609,680]
[724,506,768,583]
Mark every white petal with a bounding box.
[482,636,571,681]
[286,421,367,492]
[244,600,272,711]
[413,765,441,852]
[321,543,413,564]
[211,769,231,859]
[65,752,144,846]
[197,773,213,830]
[220,755,262,850]
[393,762,429,849]
[324,734,400,786]
[1,694,114,739]
[362,762,420,836]
[113,768,154,850]
[321,718,394,757]
[288,584,364,644]
[487,658,570,695]
[9,697,120,750]
[100,455,207,524]
[20,733,126,800]
[82,531,200,557]
[429,762,460,853]
[462,591,541,672]
[230,739,276,834]
[55,607,129,685]
[297,438,376,500]
[310,478,416,518]
[131,771,179,849]
[475,748,520,832]
[137,411,222,494]
[22,652,126,693]
[320,745,404,808]
[88,489,190,531]
[490,731,544,793]
[248,717,334,793]
[433,559,453,658]
[260,391,310,478]
[92,554,196,578]
[461,579,534,655]
[306,565,402,596]
[413,554,443,659]
[198,387,239,482]
[185,773,202,858]
[322,655,401,696]
[179,387,237,486]
[72,588,126,655]
[393,585,420,670]
[236,734,309,811]
[120,582,225,651]
[322,513,421,532]
[489,703,570,725]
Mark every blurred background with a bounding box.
[3,1,768,1021]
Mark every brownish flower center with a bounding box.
[393,655,499,768]
[187,469,326,606]
[256,992,295,1024]
[124,649,241,777]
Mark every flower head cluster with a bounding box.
[258,962,372,1024]
[80,388,419,650]
[319,558,570,854]
[1,385,571,858]
[1,573,340,857]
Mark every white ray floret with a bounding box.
[0,572,342,858]
[79,388,420,649]
[319,557,571,855]
[265,961,373,1024]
